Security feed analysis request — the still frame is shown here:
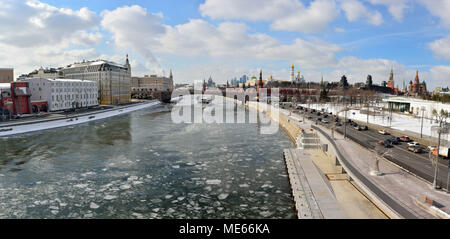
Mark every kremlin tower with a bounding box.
[387,67,394,89]
[290,64,295,82]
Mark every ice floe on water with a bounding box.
[205,179,221,185]
[90,202,100,209]
[0,105,295,219]
[218,193,229,200]
[104,195,117,200]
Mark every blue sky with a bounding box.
[1,0,450,89]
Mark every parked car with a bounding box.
[317,118,322,122]
[323,114,328,118]
[407,142,420,147]
[378,130,389,135]
[322,119,329,124]
[354,125,361,131]
[335,122,342,126]
[388,136,400,144]
[427,145,438,151]
[360,125,368,130]
[400,136,411,142]
[408,145,422,153]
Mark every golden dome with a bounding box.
[291,64,294,69]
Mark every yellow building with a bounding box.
[132,71,174,92]
[61,56,131,105]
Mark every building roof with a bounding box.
[21,78,95,83]
[65,60,126,69]
[383,96,443,105]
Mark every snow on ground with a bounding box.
[299,103,450,145]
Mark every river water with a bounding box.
[0,97,295,219]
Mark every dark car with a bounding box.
[354,125,361,131]
[317,118,322,122]
[360,125,368,130]
[323,114,328,118]
[335,122,342,126]
[389,136,400,144]
[379,140,393,148]
[307,116,313,119]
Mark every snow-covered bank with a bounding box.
[0,101,161,137]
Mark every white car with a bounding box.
[407,142,420,147]
[427,145,438,151]
[378,130,389,135]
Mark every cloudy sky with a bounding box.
[1,0,450,90]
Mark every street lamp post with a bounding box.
[420,106,426,139]
[341,96,348,139]
[431,110,449,190]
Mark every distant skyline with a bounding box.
[1,0,450,90]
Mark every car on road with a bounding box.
[360,125,368,130]
[388,136,400,145]
[379,140,393,148]
[378,130,389,135]
[427,145,438,151]
[307,116,313,119]
[323,114,328,118]
[407,142,420,147]
[408,145,422,153]
[317,118,322,122]
[354,125,361,131]
[400,136,411,142]
[322,119,329,123]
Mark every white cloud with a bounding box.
[0,0,103,78]
[417,0,450,27]
[340,0,383,26]
[429,36,450,60]
[199,0,339,33]
[156,19,341,68]
[101,5,166,64]
[270,0,340,33]
[0,0,101,48]
[429,66,450,88]
[367,0,409,21]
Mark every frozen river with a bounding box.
[0,99,295,218]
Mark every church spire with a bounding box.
[125,54,131,73]
[169,69,173,79]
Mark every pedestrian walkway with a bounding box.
[284,148,347,219]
